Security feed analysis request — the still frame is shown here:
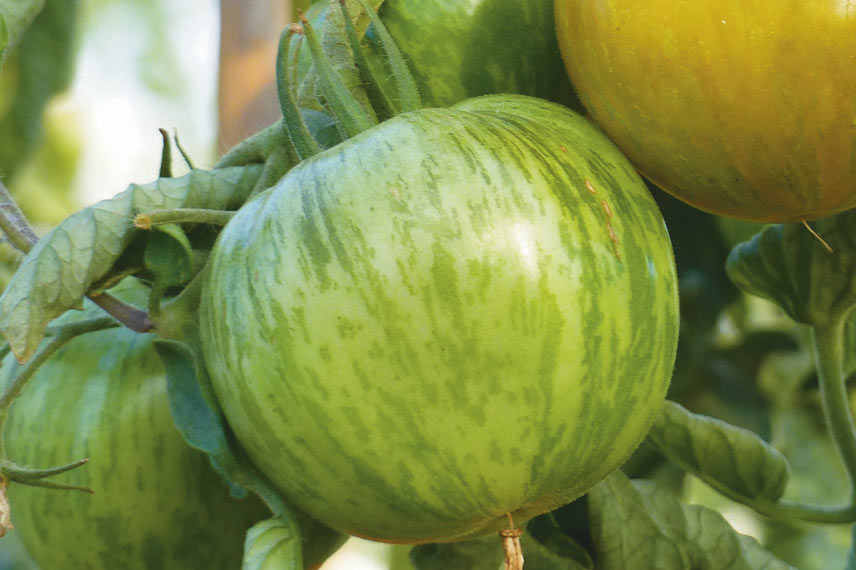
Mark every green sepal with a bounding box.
[1,458,92,493]
[353,0,421,112]
[409,535,504,570]
[243,517,303,570]
[588,471,796,570]
[0,165,262,362]
[646,400,790,503]
[726,211,856,327]
[300,9,376,138]
[144,223,195,288]
[309,0,385,115]
[158,128,172,178]
[153,338,248,498]
[276,24,322,160]
[336,0,398,120]
[301,108,343,150]
[215,120,289,168]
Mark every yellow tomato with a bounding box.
[556,0,856,222]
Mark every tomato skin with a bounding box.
[2,283,269,570]
[373,0,579,108]
[555,0,856,222]
[200,95,679,544]
[301,0,582,110]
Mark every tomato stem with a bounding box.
[88,291,153,333]
[150,271,204,342]
[134,208,236,230]
[500,514,524,570]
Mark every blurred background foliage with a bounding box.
[0,1,853,569]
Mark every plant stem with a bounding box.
[0,180,38,253]
[134,208,235,230]
[813,314,856,496]
[88,292,153,333]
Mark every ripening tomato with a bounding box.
[556,0,856,222]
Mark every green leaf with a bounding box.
[410,536,503,570]
[243,517,303,570]
[0,165,262,361]
[144,223,195,288]
[0,0,78,180]
[589,471,797,570]
[726,210,856,327]
[153,339,224,457]
[0,0,44,66]
[647,401,790,503]
[154,338,247,496]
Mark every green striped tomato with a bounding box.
[200,95,679,543]
[301,0,581,109]
[368,0,578,108]
[2,283,268,569]
[556,0,856,222]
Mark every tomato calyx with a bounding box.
[0,458,93,495]
[273,0,423,165]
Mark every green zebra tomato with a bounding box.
[301,0,581,109]
[370,0,579,107]
[200,95,679,544]
[556,0,856,222]
[2,282,268,569]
